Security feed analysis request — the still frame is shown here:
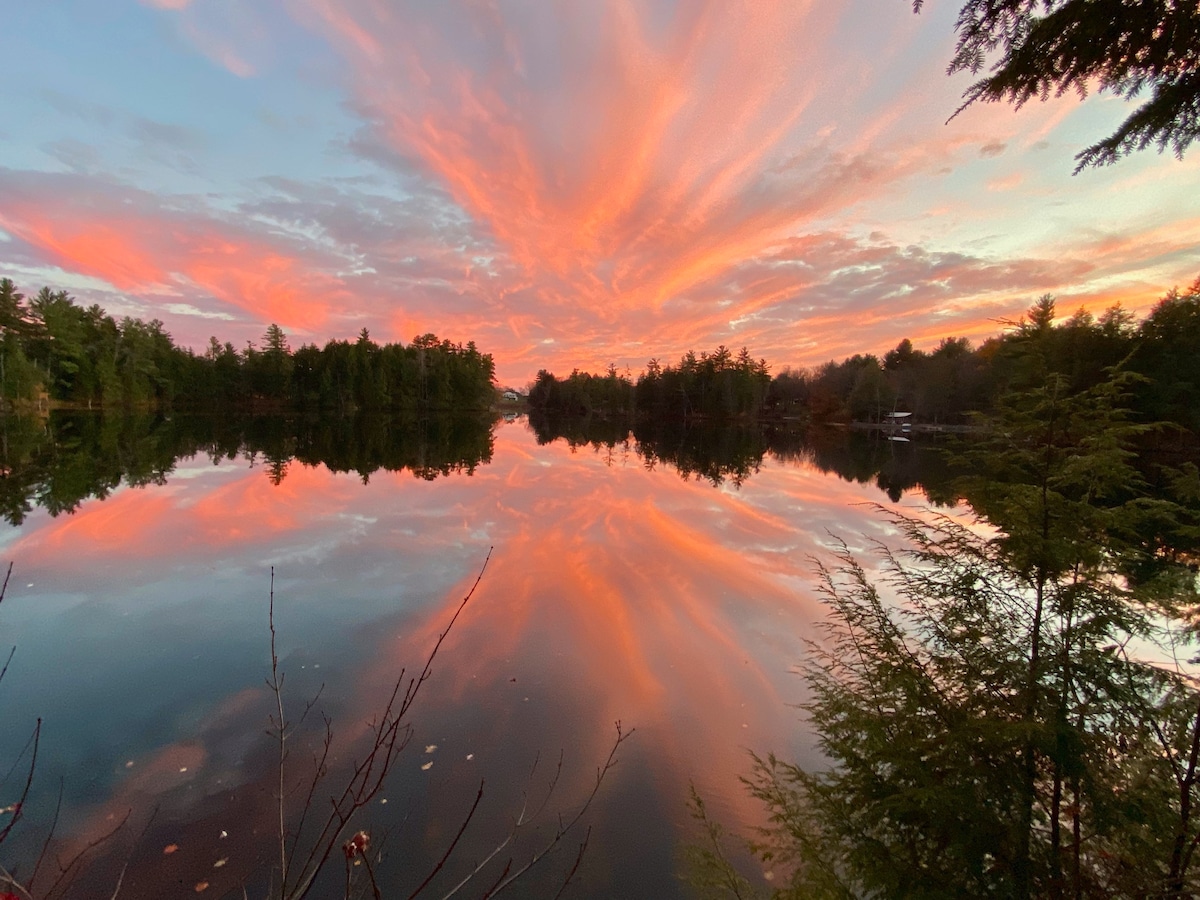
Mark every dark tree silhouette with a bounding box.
[916,0,1200,169]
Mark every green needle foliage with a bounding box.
[690,367,1200,899]
[915,0,1200,170]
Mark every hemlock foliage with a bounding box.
[688,369,1200,899]
[915,0,1200,170]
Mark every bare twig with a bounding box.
[289,713,333,873]
[27,773,61,893]
[106,804,158,900]
[281,548,492,900]
[268,565,290,891]
[550,828,591,900]
[440,720,633,900]
[407,781,486,899]
[0,718,39,846]
[0,864,34,900]
[42,808,131,899]
[360,849,382,900]
[0,646,14,686]
[106,858,129,900]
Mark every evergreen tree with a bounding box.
[1132,277,1200,433]
[690,367,1200,898]
[917,0,1200,169]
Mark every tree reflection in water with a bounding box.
[5,401,1198,897]
[685,374,1200,899]
[0,411,498,526]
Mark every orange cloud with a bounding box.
[282,1,1199,382]
[303,2,902,317]
[0,188,345,333]
[7,3,1198,384]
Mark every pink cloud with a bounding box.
[301,3,908,314]
[7,2,1198,384]
[0,171,347,334]
[286,1,1198,381]
[143,0,263,78]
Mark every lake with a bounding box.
[0,412,949,898]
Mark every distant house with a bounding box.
[502,390,520,401]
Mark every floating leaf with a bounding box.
[343,830,370,860]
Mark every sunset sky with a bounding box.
[3,1,1198,386]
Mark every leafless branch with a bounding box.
[0,718,40,846]
[268,565,290,890]
[0,646,14,687]
[407,781,485,899]
[0,864,33,900]
[440,720,633,900]
[106,858,129,900]
[360,848,382,900]
[281,548,492,900]
[550,828,590,900]
[289,713,333,872]
[27,774,61,893]
[42,807,131,899]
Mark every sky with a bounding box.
[1,1,1198,387]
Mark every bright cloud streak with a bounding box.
[1,2,1197,382]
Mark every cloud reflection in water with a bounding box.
[1,420,931,896]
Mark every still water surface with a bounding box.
[0,414,944,898]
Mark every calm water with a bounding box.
[0,413,945,898]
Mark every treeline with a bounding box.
[0,411,496,525]
[528,346,771,418]
[526,279,1200,435]
[783,282,1200,432]
[0,279,496,412]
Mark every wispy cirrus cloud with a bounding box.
[4,1,1197,382]
[142,0,265,78]
[305,1,883,313]
[0,169,347,332]
[285,0,1198,377]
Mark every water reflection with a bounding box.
[529,411,959,501]
[0,413,947,897]
[0,412,497,526]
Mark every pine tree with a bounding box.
[916,0,1200,169]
